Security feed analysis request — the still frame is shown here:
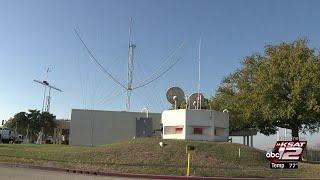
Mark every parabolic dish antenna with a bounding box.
[188,92,204,109]
[166,87,185,109]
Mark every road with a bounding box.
[0,165,284,180]
[0,166,138,180]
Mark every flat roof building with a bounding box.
[70,109,161,146]
[162,109,229,142]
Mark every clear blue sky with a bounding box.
[1,0,320,121]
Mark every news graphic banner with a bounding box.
[266,137,307,169]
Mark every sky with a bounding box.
[1,0,320,125]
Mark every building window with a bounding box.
[164,126,184,134]
[193,128,203,135]
[175,128,183,134]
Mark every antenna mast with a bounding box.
[197,37,202,110]
[34,68,63,113]
[75,18,183,112]
[45,68,51,112]
[41,68,50,112]
[34,69,63,144]
[126,17,135,111]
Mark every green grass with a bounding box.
[0,138,319,177]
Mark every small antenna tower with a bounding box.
[33,68,63,144]
[197,37,202,110]
[34,68,63,112]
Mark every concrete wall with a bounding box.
[162,109,229,142]
[162,109,186,139]
[70,109,161,146]
[185,109,229,141]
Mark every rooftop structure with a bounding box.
[162,109,229,142]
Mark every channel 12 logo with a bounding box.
[265,137,307,169]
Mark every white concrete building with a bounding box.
[162,109,229,142]
[70,109,161,146]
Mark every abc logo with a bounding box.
[266,152,280,158]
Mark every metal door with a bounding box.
[136,118,153,137]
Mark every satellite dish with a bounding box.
[166,87,185,109]
[188,92,204,109]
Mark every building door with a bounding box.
[136,118,153,137]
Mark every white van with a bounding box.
[0,127,15,143]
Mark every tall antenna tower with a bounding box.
[126,18,135,111]
[197,37,202,110]
[75,18,184,111]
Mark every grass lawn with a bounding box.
[0,138,319,178]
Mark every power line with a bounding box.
[134,51,165,110]
[133,42,185,89]
[74,29,127,90]
[133,57,181,90]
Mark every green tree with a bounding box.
[4,117,15,129]
[25,109,42,141]
[5,109,57,142]
[210,82,254,133]
[40,112,57,137]
[211,39,320,137]
[4,112,28,134]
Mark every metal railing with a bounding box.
[303,147,320,162]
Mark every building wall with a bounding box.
[70,109,161,146]
[186,109,229,141]
[162,109,229,142]
[162,109,186,139]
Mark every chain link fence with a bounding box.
[303,146,320,162]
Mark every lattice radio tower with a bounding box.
[75,18,184,111]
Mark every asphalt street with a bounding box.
[0,166,139,180]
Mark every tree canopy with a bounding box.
[4,109,57,142]
[211,39,320,137]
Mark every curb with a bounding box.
[0,162,275,179]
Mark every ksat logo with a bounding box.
[266,139,307,163]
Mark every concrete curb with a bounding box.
[0,162,277,179]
